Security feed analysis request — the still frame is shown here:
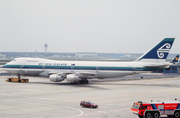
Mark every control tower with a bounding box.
[44,44,48,54]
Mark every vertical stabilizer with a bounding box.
[171,55,179,64]
[135,38,175,62]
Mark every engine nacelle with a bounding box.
[66,74,80,83]
[49,74,64,82]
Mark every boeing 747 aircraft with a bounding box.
[2,38,175,84]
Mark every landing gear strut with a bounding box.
[17,75,21,82]
[17,75,21,79]
[79,79,89,84]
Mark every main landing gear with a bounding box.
[79,79,89,84]
[18,75,21,79]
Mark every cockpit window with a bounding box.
[13,59,16,61]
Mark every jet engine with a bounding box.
[66,74,80,83]
[49,74,64,82]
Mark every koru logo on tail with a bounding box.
[157,43,171,58]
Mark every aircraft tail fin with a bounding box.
[171,55,179,64]
[135,38,175,62]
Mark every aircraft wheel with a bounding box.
[79,81,83,84]
[85,80,89,84]
[79,80,89,84]
[79,80,85,84]
[83,80,87,84]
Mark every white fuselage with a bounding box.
[2,58,169,79]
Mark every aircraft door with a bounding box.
[39,63,45,71]
[133,67,136,74]
[20,65,24,74]
[71,64,75,72]
[42,65,45,71]
[96,67,99,73]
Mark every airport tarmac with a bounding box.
[1,76,180,118]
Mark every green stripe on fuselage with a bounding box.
[3,65,165,71]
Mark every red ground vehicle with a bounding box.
[80,101,98,108]
[131,100,180,118]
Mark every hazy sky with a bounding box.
[0,0,180,53]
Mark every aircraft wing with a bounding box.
[48,71,96,78]
[48,72,72,76]
[48,71,97,82]
[143,64,171,68]
[76,72,96,78]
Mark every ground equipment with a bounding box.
[6,78,29,83]
[131,99,180,118]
